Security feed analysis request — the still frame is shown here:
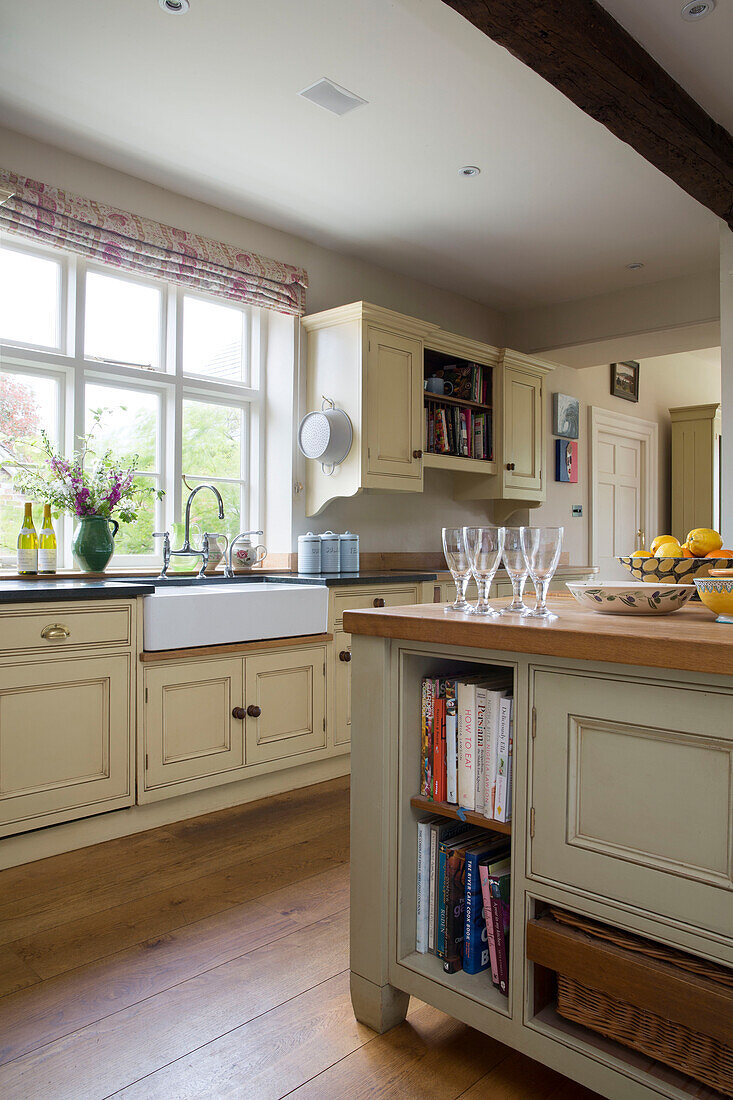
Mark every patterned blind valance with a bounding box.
[0,168,308,316]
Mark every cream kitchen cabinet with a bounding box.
[302,302,553,518]
[670,402,721,539]
[0,600,136,837]
[140,641,329,801]
[329,583,421,750]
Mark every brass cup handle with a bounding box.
[40,623,70,641]
[506,462,515,471]
[246,705,261,718]
[339,650,352,662]
[412,449,423,459]
[232,707,246,720]
[373,597,385,607]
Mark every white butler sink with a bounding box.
[143,582,328,651]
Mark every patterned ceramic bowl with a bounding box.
[617,556,733,586]
[694,578,733,623]
[567,582,695,615]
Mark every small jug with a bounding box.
[204,533,229,574]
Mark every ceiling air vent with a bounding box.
[298,78,367,116]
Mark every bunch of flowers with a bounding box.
[13,410,164,523]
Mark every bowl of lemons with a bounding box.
[618,529,733,587]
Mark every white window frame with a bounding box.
[0,236,264,569]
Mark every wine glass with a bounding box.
[500,527,530,615]
[442,527,471,611]
[520,527,564,620]
[463,526,505,615]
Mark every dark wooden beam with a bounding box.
[443,0,733,228]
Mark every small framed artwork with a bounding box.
[555,439,578,483]
[553,393,579,438]
[611,360,639,402]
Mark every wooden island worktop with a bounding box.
[343,596,732,676]
[345,595,733,1100]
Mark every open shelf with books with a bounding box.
[394,652,517,1024]
[423,348,494,469]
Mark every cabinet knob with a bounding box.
[232,706,246,720]
[506,462,515,471]
[339,650,352,662]
[412,449,423,459]
[246,704,262,718]
[373,597,385,607]
[40,623,70,641]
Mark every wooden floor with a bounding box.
[0,778,600,1099]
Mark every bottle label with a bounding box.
[17,548,38,573]
[38,548,57,573]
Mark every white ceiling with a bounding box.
[0,0,722,312]
[598,0,733,134]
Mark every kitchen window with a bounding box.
[0,238,263,568]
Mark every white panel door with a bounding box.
[594,430,642,579]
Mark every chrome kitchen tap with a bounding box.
[153,484,225,578]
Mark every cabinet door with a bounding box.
[531,668,733,938]
[245,647,327,765]
[333,631,352,747]
[504,366,543,494]
[143,658,245,793]
[0,655,132,835]
[365,326,423,486]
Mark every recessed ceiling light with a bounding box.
[298,79,367,116]
[159,0,190,13]
[681,0,715,20]
[459,166,481,177]
[626,262,645,270]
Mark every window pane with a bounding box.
[0,370,60,558]
[183,296,247,383]
[0,246,60,348]
[85,384,159,471]
[113,475,158,557]
[85,270,162,368]
[182,400,243,480]
[181,479,241,542]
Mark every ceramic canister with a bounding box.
[297,532,322,574]
[339,531,359,572]
[319,530,341,573]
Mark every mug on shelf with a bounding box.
[424,376,453,396]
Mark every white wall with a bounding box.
[531,349,721,564]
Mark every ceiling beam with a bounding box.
[443,0,733,228]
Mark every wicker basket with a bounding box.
[550,909,733,1098]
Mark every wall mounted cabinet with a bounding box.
[301,303,553,519]
[670,403,721,539]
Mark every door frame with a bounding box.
[589,406,658,565]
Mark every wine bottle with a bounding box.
[17,502,38,575]
[38,504,57,574]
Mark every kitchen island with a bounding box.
[344,597,733,1100]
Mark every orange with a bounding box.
[682,546,695,558]
[707,548,733,558]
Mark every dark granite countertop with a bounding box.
[0,571,436,603]
[0,580,156,603]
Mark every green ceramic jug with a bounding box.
[72,514,119,573]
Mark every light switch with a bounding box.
[572,505,583,517]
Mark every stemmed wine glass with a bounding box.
[520,526,564,620]
[463,526,505,615]
[500,527,530,615]
[442,527,471,611]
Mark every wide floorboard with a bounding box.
[0,777,599,1099]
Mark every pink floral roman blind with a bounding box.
[0,168,308,315]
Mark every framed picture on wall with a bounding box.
[555,439,578,483]
[611,360,639,402]
[553,393,579,438]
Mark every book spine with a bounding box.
[495,698,513,823]
[489,878,510,995]
[428,827,438,952]
[442,848,465,973]
[421,680,430,798]
[474,688,486,815]
[479,864,499,983]
[415,820,431,953]
[436,844,448,959]
[456,683,475,810]
[425,679,435,801]
[463,852,490,974]
[445,683,458,804]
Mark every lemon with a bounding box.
[655,541,686,559]
[633,550,652,558]
[685,528,723,557]
[650,535,679,555]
